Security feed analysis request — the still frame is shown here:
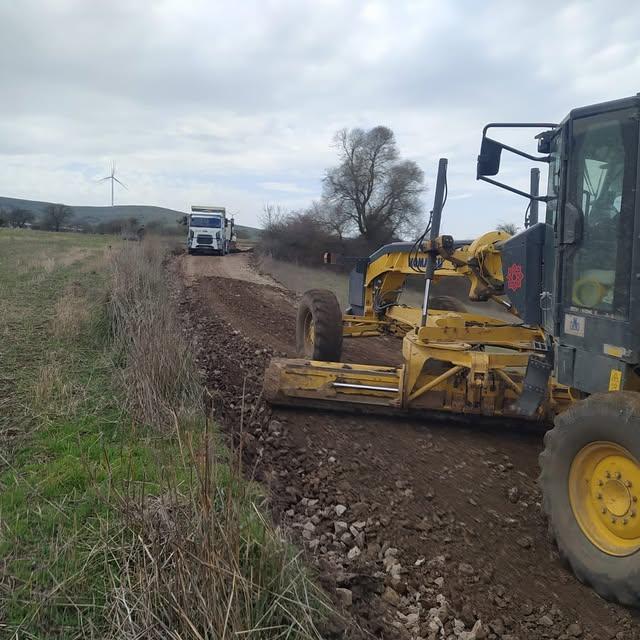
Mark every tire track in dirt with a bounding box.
[177,253,638,640]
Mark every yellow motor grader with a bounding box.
[265,94,640,606]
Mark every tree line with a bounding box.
[258,126,427,266]
[0,206,182,236]
[0,203,74,231]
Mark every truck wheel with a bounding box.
[187,248,193,255]
[540,391,640,606]
[296,289,343,361]
[429,295,466,312]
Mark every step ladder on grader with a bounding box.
[265,94,640,606]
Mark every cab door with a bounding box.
[542,128,564,336]
[556,108,639,391]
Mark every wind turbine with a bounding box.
[99,161,127,206]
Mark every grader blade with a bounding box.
[264,350,567,420]
[264,358,404,412]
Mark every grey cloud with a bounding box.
[0,0,639,233]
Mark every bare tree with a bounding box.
[260,203,288,228]
[496,221,519,235]
[323,126,425,245]
[310,201,351,241]
[8,207,35,228]
[42,204,73,232]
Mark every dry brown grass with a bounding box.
[108,238,202,432]
[32,359,89,418]
[51,281,92,339]
[42,256,56,272]
[102,238,331,639]
[104,424,329,640]
[33,361,69,409]
[12,247,91,277]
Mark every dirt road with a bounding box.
[177,252,638,639]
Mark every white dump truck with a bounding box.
[186,205,236,255]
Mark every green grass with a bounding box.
[0,229,328,640]
[0,229,141,636]
[0,231,192,636]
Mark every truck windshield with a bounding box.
[191,216,221,228]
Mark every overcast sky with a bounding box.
[1,0,639,236]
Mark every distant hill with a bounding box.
[0,195,261,239]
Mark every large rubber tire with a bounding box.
[540,391,640,606]
[296,289,343,361]
[429,295,466,312]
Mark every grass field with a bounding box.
[0,229,122,636]
[0,229,326,639]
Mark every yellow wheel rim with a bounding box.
[569,441,640,556]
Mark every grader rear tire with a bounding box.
[296,289,343,361]
[540,392,640,606]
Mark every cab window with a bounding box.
[564,110,638,318]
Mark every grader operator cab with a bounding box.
[264,94,640,605]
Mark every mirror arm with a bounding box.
[483,136,551,164]
[479,175,552,202]
[482,122,558,136]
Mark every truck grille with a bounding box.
[197,235,213,245]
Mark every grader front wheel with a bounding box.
[296,289,343,361]
[540,392,640,606]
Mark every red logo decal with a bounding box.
[506,263,524,292]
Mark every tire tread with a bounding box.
[296,289,343,361]
[540,392,640,605]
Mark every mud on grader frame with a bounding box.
[264,94,640,605]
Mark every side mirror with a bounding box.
[536,130,555,154]
[477,138,503,178]
[562,202,583,245]
[537,137,551,154]
[180,215,188,226]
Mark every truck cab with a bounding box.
[187,205,235,255]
